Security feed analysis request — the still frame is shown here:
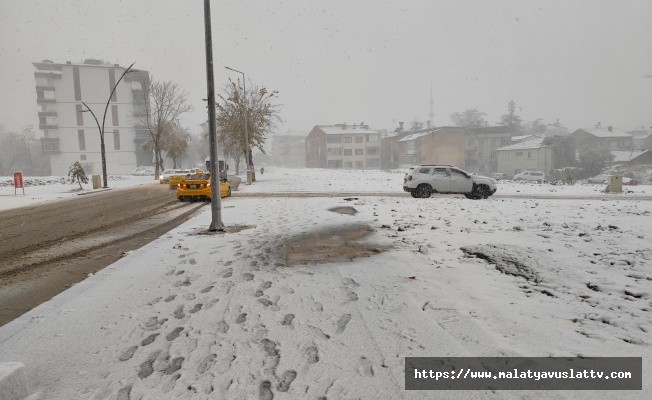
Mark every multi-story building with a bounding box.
[394,127,466,168]
[464,126,515,174]
[570,126,632,152]
[33,59,150,176]
[271,134,306,167]
[495,136,553,177]
[305,124,381,169]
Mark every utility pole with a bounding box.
[203,0,224,231]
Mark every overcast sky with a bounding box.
[1,0,651,137]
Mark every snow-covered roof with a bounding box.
[397,132,432,142]
[317,125,378,135]
[511,135,537,142]
[610,150,652,163]
[496,137,547,151]
[577,128,632,138]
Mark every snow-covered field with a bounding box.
[0,168,650,399]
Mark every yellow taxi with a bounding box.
[168,169,192,189]
[176,173,231,201]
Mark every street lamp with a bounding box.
[224,66,252,184]
[79,62,136,188]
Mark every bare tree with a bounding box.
[139,77,193,179]
[214,78,281,177]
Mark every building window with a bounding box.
[355,136,364,143]
[366,134,378,142]
[366,147,379,155]
[343,149,352,156]
[80,154,87,160]
[491,138,496,147]
[514,169,521,175]
[501,138,510,146]
[113,129,120,150]
[344,161,353,168]
[501,152,509,160]
[527,151,537,159]
[76,104,84,126]
[367,158,379,167]
[355,161,364,168]
[406,141,416,155]
[73,67,82,101]
[111,105,119,126]
[490,152,496,160]
[78,129,86,150]
[109,69,117,102]
[327,160,342,168]
[327,148,342,156]
[343,137,352,143]
[516,151,523,156]
[37,90,44,100]
[355,149,364,155]
[327,136,341,143]
[478,152,484,159]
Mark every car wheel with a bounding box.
[410,190,419,198]
[478,185,490,199]
[415,184,432,198]
[464,193,474,199]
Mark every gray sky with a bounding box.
[1,0,651,136]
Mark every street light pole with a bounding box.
[80,62,136,188]
[224,66,251,184]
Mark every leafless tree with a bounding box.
[214,78,281,178]
[139,77,193,178]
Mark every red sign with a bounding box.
[13,171,24,196]
[13,171,23,188]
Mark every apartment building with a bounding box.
[33,59,150,176]
[271,134,306,167]
[305,124,381,169]
[465,126,515,174]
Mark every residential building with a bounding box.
[465,126,515,174]
[271,134,306,167]
[609,150,652,166]
[305,124,381,169]
[628,128,652,151]
[495,136,553,177]
[33,59,150,176]
[570,126,632,152]
[395,127,466,168]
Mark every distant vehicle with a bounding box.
[168,170,193,189]
[131,166,155,176]
[403,164,497,199]
[491,173,508,180]
[177,173,231,201]
[159,169,182,184]
[587,174,638,185]
[513,171,545,183]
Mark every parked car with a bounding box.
[131,166,155,176]
[513,171,545,182]
[403,164,497,199]
[491,173,508,180]
[176,173,231,201]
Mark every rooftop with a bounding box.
[496,136,548,151]
[575,127,632,138]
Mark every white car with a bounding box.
[513,171,545,182]
[131,166,155,176]
[403,164,497,199]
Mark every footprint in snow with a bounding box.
[119,346,138,361]
[173,305,185,319]
[243,273,254,281]
[217,320,229,333]
[189,304,202,313]
[141,333,159,346]
[205,298,219,309]
[164,295,176,302]
[277,370,297,392]
[281,314,294,327]
[200,285,214,293]
[305,346,319,364]
[259,380,273,400]
[336,314,352,334]
[166,327,184,341]
[236,313,247,324]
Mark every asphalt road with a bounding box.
[0,183,207,326]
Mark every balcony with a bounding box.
[39,124,59,130]
[40,138,60,153]
[36,98,56,104]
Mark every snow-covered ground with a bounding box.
[0,168,650,399]
[0,175,158,211]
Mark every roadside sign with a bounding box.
[13,171,25,196]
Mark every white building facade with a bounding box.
[33,59,150,176]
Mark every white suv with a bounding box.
[513,171,545,183]
[403,165,497,199]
